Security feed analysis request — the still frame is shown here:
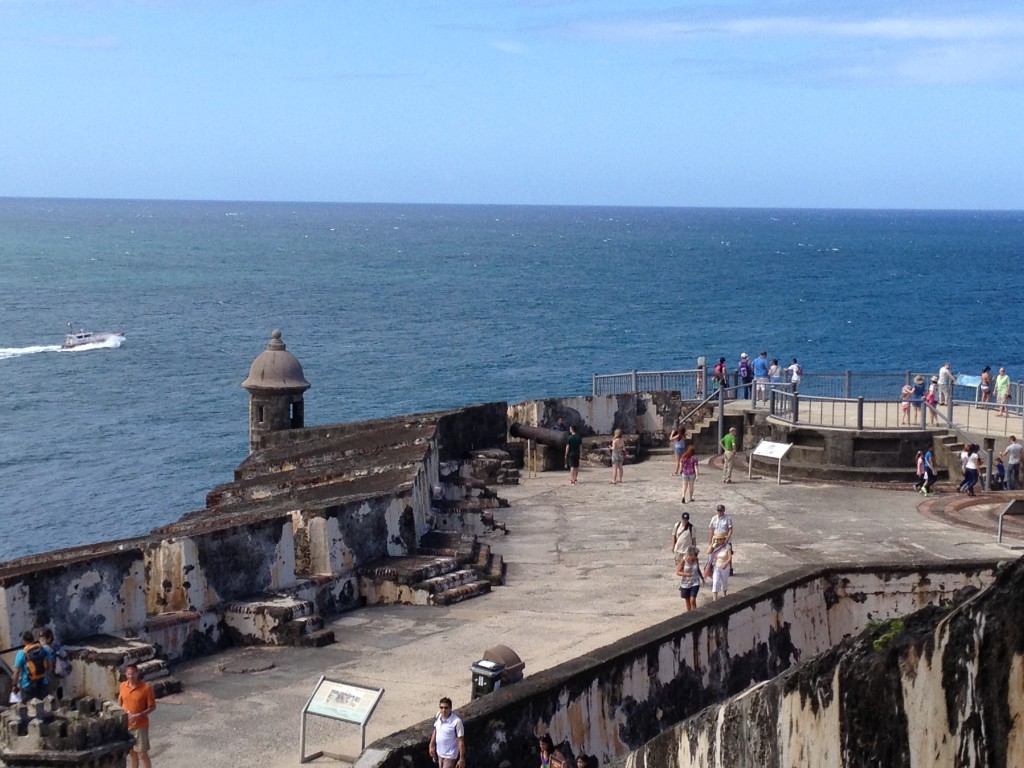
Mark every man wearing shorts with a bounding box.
[118,664,156,768]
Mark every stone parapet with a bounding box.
[0,696,132,767]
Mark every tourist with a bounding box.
[979,366,992,406]
[922,445,937,495]
[706,540,733,601]
[752,351,770,403]
[565,425,583,485]
[39,627,69,699]
[676,546,705,611]
[910,375,926,422]
[12,630,51,703]
[680,445,699,502]
[670,424,687,475]
[926,377,939,426]
[552,416,568,432]
[957,443,971,493]
[575,753,591,768]
[768,358,782,384]
[118,663,156,768]
[995,367,1010,416]
[720,427,737,484]
[671,511,696,563]
[538,735,555,768]
[938,362,956,406]
[993,458,1006,490]
[913,450,925,493]
[786,358,802,391]
[900,383,914,426]
[712,357,728,390]
[1001,436,1022,491]
[737,353,753,399]
[962,444,981,497]
[428,697,465,768]
[707,504,733,553]
[609,428,625,485]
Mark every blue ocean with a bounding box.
[2,199,1022,560]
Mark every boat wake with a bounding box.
[0,335,126,361]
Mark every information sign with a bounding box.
[748,440,793,484]
[300,677,384,764]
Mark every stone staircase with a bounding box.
[64,635,182,701]
[222,593,335,648]
[358,531,504,607]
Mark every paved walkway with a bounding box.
[152,454,1020,768]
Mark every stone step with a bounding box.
[149,677,183,698]
[222,594,332,646]
[297,628,336,648]
[135,659,170,680]
[487,553,506,585]
[412,568,482,595]
[431,579,492,606]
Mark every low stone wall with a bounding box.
[360,560,1001,768]
[623,558,1024,768]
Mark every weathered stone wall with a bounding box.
[622,558,1024,768]
[359,561,1001,768]
[508,393,683,444]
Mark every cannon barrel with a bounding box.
[509,422,568,448]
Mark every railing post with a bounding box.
[769,387,775,416]
[657,373,664,392]
[592,374,598,396]
[631,369,638,393]
[717,386,726,453]
[920,399,927,430]
[946,397,953,423]
[793,393,800,423]
[845,371,852,399]
[857,396,864,430]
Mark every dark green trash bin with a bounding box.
[470,659,505,699]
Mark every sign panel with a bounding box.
[306,678,383,725]
[752,440,792,460]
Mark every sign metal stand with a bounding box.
[300,676,384,764]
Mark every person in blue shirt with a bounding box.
[752,351,770,403]
[13,630,53,702]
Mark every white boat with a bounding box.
[62,324,125,349]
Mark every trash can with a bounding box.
[469,659,505,699]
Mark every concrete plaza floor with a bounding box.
[152,453,1021,768]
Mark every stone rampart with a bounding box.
[508,393,683,442]
[622,557,1024,768]
[0,403,508,700]
[360,560,1001,768]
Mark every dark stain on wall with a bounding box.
[193,524,282,601]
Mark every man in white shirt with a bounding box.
[429,697,465,768]
[1001,436,1023,491]
[938,362,956,406]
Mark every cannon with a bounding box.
[509,422,568,448]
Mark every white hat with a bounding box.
[740,352,748,358]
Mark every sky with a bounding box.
[1,0,1022,209]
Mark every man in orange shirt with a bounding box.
[118,664,156,768]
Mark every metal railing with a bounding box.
[594,366,1024,405]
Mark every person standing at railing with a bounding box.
[995,367,1011,417]
[768,359,781,385]
[910,375,926,421]
[938,362,956,406]
[979,366,993,407]
[1001,436,1022,490]
[737,353,754,399]
[752,351,770,403]
[926,377,940,426]
[712,357,728,390]
[786,359,802,391]
[900,383,914,426]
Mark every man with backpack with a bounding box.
[737,353,754,399]
[13,629,52,702]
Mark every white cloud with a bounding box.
[491,40,528,55]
